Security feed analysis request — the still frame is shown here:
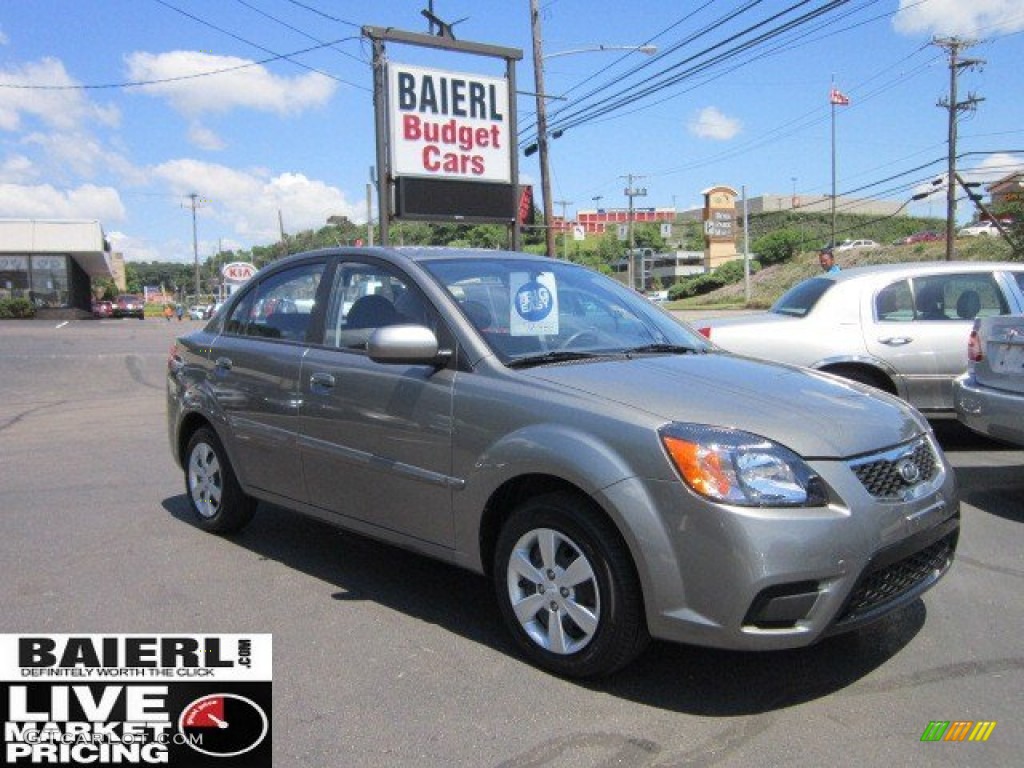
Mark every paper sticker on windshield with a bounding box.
[510,272,559,336]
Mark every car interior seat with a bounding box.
[346,294,399,329]
[459,300,493,330]
[915,283,947,320]
[955,290,981,320]
[394,290,431,327]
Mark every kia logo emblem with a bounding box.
[897,458,921,484]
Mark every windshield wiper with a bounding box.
[506,350,613,369]
[623,343,705,357]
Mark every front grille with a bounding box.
[837,532,956,624]
[850,438,938,500]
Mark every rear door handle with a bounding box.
[214,356,233,370]
[878,336,913,346]
[310,372,335,389]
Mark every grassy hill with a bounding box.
[669,235,1018,310]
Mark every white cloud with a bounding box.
[687,106,741,141]
[107,231,165,263]
[21,131,146,185]
[151,159,359,242]
[0,58,119,132]
[0,154,37,183]
[0,183,126,220]
[0,27,8,45]
[964,153,1024,186]
[124,51,337,116]
[893,0,1024,37]
[911,153,1024,197]
[188,123,226,151]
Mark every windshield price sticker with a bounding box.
[510,272,559,336]
[1,634,272,767]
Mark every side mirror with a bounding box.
[367,325,449,366]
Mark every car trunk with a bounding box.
[976,316,1024,395]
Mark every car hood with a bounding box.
[523,352,922,458]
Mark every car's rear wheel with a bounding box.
[494,492,648,678]
[184,427,256,533]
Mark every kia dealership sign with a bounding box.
[388,63,511,183]
[221,262,256,283]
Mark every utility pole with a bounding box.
[622,174,647,290]
[186,193,204,301]
[555,200,573,260]
[530,0,555,258]
[934,36,984,260]
[366,182,374,246]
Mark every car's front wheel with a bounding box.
[494,492,648,678]
[184,427,256,533]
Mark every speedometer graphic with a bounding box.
[178,693,268,758]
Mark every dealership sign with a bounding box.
[388,63,511,183]
[221,262,257,283]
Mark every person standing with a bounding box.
[176,303,184,322]
[163,304,173,322]
[819,249,841,273]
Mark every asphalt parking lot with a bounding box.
[1,317,1021,767]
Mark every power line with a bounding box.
[151,0,362,88]
[233,0,367,65]
[280,0,362,29]
[546,1,856,139]
[0,37,364,90]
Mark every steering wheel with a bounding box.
[558,327,609,349]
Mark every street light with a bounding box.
[543,44,658,60]
[528,3,657,257]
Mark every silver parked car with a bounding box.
[954,315,1024,446]
[697,262,1024,417]
[168,248,959,678]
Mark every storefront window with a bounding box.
[29,255,69,307]
[0,256,30,301]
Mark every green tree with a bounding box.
[751,228,803,265]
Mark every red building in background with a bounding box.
[555,207,677,235]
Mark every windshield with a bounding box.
[422,258,710,364]
[770,276,835,318]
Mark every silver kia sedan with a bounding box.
[168,248,959,678]
[698,262,1024,417]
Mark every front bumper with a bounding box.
[600,435,959,651]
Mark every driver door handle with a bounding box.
[310,372,336,389]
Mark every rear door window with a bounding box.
[770,277,834,317]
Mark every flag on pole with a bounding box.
[829,87,850,106]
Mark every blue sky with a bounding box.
[1,0,1023,262]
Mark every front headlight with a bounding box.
[659,424,827,507]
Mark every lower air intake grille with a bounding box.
[837,531,956,624]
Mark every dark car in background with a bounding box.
[112,294,146,319]
[167,247,959,678]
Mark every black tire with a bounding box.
[184,427,256,533]
[493,492,648,678]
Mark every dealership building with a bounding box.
[0,219,115,316]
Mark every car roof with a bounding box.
[259,246,561,271]
[828,260,1024,283]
